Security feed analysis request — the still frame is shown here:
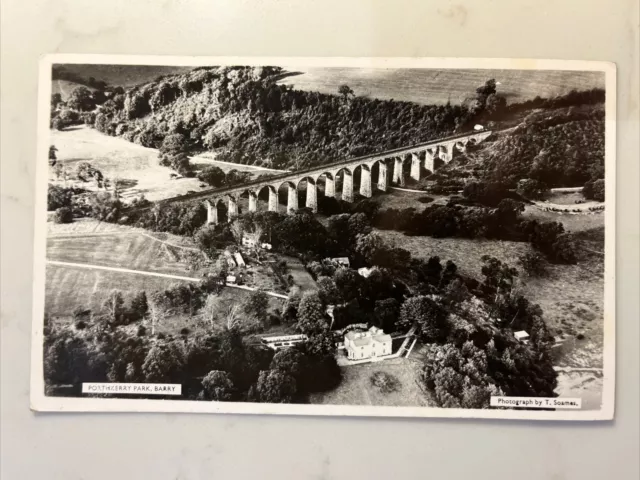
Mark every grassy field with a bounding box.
[49,126,268,203]
[47,232,196,276]
[279,67,604,106]
[45,263,187,316]
[309,356,433,407]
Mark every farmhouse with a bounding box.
[344,326,392,361]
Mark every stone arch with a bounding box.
[205,197,229,225]
[351,163,373,198]
[296,176,318,212]
[316,172,336,199]
[276,180,299,214]
[334,167,354,202]
[370,158,390,192]
[255,184,278,212]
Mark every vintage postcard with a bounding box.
[30,55,615,420]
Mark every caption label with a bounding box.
[82,383,182,395]
[491,396,582,409]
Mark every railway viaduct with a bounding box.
[157,130,492,225]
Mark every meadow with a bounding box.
[279,67,605,106]
[49,126,267,203]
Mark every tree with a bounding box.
[44,333,93,385]
[103,290,124,324]
[67,86,96,111]
[333,267,362,304]
[242,290,269,324]
[130,291,149,319]
[270,348,307,382]
[51,93,63,110]
[517,178,549,200]
[399,295,449,342]
[147,291,168,335]
[47,185,72,211]
[317,276,339,306]
[88,192,121,222]
[142,342,185,383]
[197,166,226,187]
[200,370,236,401]
[518,252,548,277]
[295,291,328,335]
[583,178,605,202]
[373,298,400,332]
[253,370,297,403]
[159,133,192,175]
[338,85,355,100]
[53,206,73,224]
[229,221,244,245]
[48,145,58,166]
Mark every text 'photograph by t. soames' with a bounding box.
[30,55,616,420]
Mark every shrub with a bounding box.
[137,325,147,336]
[417,196,434,204]
[54,207,73,224]
[180,327,190,335]
[370,371,400,394]
[518,252,548,277]
[583,178,605,202]
[74,320,87,330]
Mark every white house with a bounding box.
[233,252,246,267]
[344,326,392,361]
[514,330,530,344]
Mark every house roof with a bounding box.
[514,330,530,339]
[372,334,392,343]
[352,337,371,347]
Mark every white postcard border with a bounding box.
[30,55,616,420]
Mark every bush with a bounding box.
[47,185,73,211]
[417,196,434,204]
[180,327,191,335]
[583,178,605,202]
[370,371,400,394]
[518,252,548,277]
[74,320,87,330]
[517,179,549,200]
[137,325,147,336]
[54,207,73,224]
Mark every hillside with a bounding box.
[52,64,190,89]
[69,66,481,171]
[51,66,606,184]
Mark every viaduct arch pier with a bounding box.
[155,130,492,225]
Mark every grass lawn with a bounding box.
[309,356,433,407]
[522,205,605,233]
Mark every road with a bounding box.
[47,260,289,299]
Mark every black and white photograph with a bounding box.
[30,56,615,419]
